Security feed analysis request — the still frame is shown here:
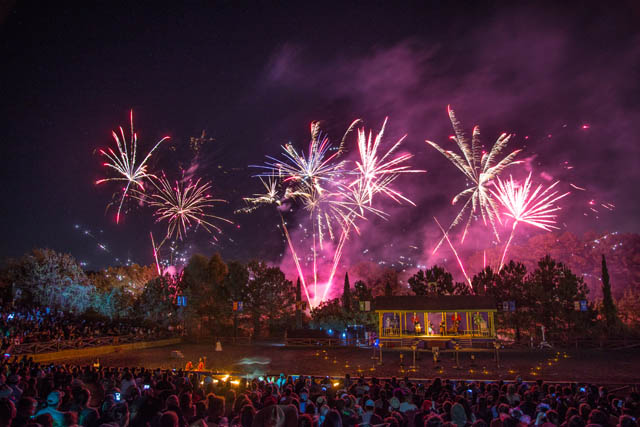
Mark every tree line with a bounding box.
[1,248,637,341]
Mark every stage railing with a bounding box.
[381,329,492,338]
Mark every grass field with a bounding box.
[59,341,640,384]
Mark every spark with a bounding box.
[144,176,232,243]
[492,173,569,269]
[569,183,586,191]
[235,177,281,213]
[426,106,521,254]
[247,118,420,308]
[319,119,424,303]
[351,117,424,206]
[253,120,358,194]
[434,217,472,289]
[96,110,170,223]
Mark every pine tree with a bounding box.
[342,272,352,310]
[295,277,302,328]
[384,281,393,297]
[601,254,618,332]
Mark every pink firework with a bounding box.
[247,118,422,308]
[492,173,569,269]
[96,110,169,223]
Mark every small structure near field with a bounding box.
[374,295,497,348]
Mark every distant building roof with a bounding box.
[374,295,497,311]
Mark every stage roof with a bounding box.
[373,295,497,312]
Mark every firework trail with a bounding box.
[426,106,522,254]
[247,118,421,308]
[144,175,233,245]
[433,217,472,289]
[150,231,162,275]
[249,122,359,304]
[96,110,170,223]
[236,178,314,304]
[492,173,569,269]
[319,120,424,303]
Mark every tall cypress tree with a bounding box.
[384,281,393,297]
[295,277,302,328]
[601,254,618,331]
[342,272,352,310]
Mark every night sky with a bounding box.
[1,1,639,271]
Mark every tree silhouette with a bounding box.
[384,280,393,297]
[342,272,352,310]
[409,265,470,296]
[296,277,303,328]
[601,254,618,333]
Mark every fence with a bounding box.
[285,337,341,347]
[7,333,177,355]
[503,335,640,350]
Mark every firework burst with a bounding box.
[145,176,232,243]
[247,118,422,307]
[318,119,424,302]
[352,117,424,206]
[255,120,359,194]
[96,110,170,223]
[235,177,281,214]
[492,173,570,269]
[426,106,522,253]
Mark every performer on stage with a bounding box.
[452,312,462,335]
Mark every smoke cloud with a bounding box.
[255,6,640,296]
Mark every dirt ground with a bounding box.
[63,341,640,384]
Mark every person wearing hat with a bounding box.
[389,397,401,413]
[362,399,383,426]
[35,391,65,427]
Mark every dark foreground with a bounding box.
[64,341,640,384]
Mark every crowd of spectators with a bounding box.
[0,306,174,352]
[0,357,637,427]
